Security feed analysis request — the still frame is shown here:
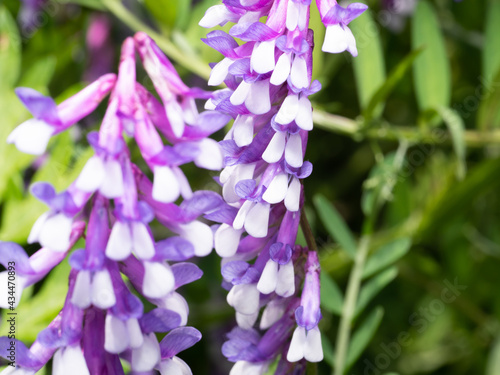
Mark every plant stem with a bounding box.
[313,109,500,148]
[333,234,371,375]
[101,0,212,80]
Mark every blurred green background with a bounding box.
[1,0,500,374]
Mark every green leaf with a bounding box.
[314,195,357,259]
[19,56,57,92]
[145,0,191,31]
[411,1,451,111]
[363,49,422,121]
[483,0,500,86]
[320,272,344,315]
[355,267,398,317]
[486,335,500,375]
[346,307,384,369]
[55,0,105,10]
[363,238,412,280]
[478,67,500,130]
[350,10,386,113]
[322,333,335,367]
[436,106,466,179]
[0,6,21,90]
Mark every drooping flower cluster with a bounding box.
[1,32,230,374]
[200,0,366,372]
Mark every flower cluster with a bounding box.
[200,0,366,372]
[1,32,230,374]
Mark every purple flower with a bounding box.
[3,31,230,373]
[317,0,368,56]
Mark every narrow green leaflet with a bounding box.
[145,0,192,31]
[478,67,500,130]
[436,106,466,179]
[483,0,500,86]
[362,238,412,280]
[314,194,357,259]
[486,335,500,375]
[0,7,21,90]
[412,1,451,111]
[355,267,398,317]
[345,307,384,370]
[350,10,386,114]
[363,49,422,121]
[320,272,344,315]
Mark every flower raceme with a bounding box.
[200,0,366,372]
[1,32,230,374]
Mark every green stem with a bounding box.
[313,110,500,148]
[333,234,371,375]
[101,0,212,80]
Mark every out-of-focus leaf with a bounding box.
[478,67,500,130]
[363,49,422,121]
[363,238,412,280]
[322,333,335,367]
[350,10,386,113]
[0,133,93,242]
[56,0,105,10]
[320,272,344,315]
[346,307,384,369]
[412,1,451,111]
[483,1,500,86]
[19,56,57,92]
[486,335,500,375]
[314,195,357,259]
[436,107,466,179]
[355,267,398,317]
[145,0,191,31]
[0,259,72,342]
[0,6,21,90]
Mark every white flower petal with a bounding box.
[194,138,223,170]
[132,222,155,260]
[71,270,92,309]
[209,57,233,86]
[75,156,105,193]
[215,223,243,257]
[39,213,73,252]
[100,159,124,198]
[153,166,180,203]
[262,173,288,204]
[286,0,299,31]
[7,119,54,155]
[290,56,309,89]
[296,96,313,131]
[257,260,278,295]
[260,300,286,330]
[322,23,349,54]
[275,261,295,297]
[127,318,144,349]
[28,211,50,244]
[275,94,299,125]
[105,314,129,354]
[270,53,291,86]
[236,311,259,330]
[284,177,301,212]
[287,326,307,362]
[159,292,189,326]
[304,326,324,362]
[233,200,254,231]
[245,80,271,115]
[105,221,132,260]
[143,261,175,298]
[227,284,260,315]
[233,115,254,147]
[285,133,303,168]
[53,345,90,375]
[244,202,270,238]
[91,269,116,309]
[131,333,161,372]
[251,40,276,74]
[230,80,251,106]
[262,131,286,163]
[178,221,213,257]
